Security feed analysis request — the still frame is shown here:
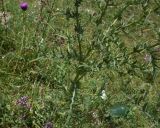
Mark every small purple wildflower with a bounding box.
[16,96,30,108]
[44,122,53,128]
[20,2,28,11]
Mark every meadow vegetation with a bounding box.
[0,0,160,127]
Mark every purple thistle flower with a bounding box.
[20,2,28,11]
[44,122,53,128]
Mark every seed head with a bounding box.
[144,54,152,62]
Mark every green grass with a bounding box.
[0,0,160,127]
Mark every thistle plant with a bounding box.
[0,0,160,127]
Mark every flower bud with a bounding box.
[20,2,28,11]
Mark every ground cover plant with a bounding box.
[0,0,160,127]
